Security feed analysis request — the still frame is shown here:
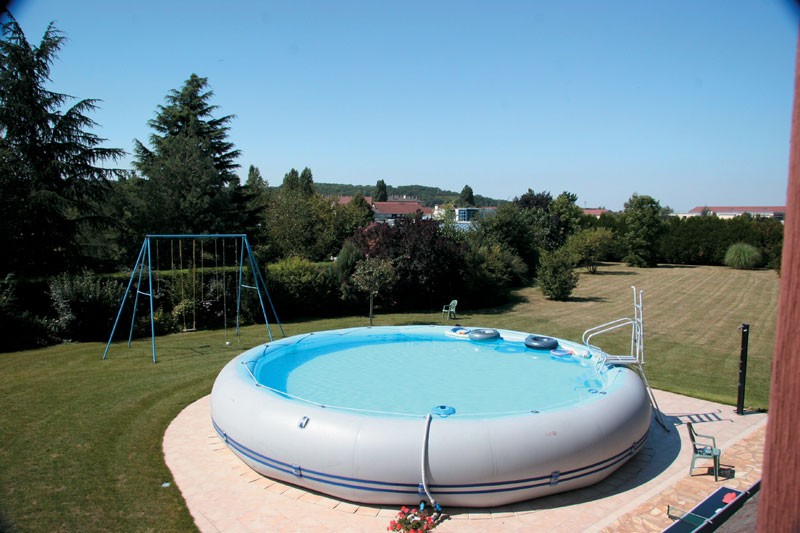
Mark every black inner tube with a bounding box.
[468,329,500,341]
[525,335,559,350]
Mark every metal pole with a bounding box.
[244,236,285,338]
[127,246,147,347]
[736,323,750,415]
[103,240,147,360]
[236,237,245,338]
[147,238,157,363]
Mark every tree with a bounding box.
[262,168,376,262]
[375,179,388,201]
[136,73,239,180]
[459,184,475,206]
[243,164,269,221]
[350,218,466,309]
[132,73,241,234]
[282,168,300,191]
[621,193,666,267]
[264,183,317,259]
[350,257,397,325]
[537,249,579,301]
[473,203,540,278]
[0,16,124,275]
[246,165,267,194]
[336,193,375,240]
[565,227,614,273]
[514,188,552,211]
[299,167,315,196]
[549,191,587,249]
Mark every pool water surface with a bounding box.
[253,327,619,417]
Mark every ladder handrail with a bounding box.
[582,287,644,365]
[582,317,637,347]
[581,287,668,431]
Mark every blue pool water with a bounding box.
[251,326,618,417]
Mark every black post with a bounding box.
[736,323,750,415]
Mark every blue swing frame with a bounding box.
[102,234,283,363]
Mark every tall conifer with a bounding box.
[0,16,123,274]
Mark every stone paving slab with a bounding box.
[163,390,767,532]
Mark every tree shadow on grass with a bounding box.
[471,293,530,315]
[0,509,12,533]
[567,296,608,303]
[594,269,638,276]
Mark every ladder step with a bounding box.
[242,284,257,289]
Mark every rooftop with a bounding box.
[688,206,785,214]
[373,200,434,216]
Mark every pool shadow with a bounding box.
[446,404,757,518]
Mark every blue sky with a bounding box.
[7,1,799,211]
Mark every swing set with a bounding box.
[102,234,283,363]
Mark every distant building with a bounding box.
[678,206,786,220]
[582,208,609,218]
[335,195,431,223]
[372,200,433,223]
[337,195,373,205]
[430,205,497,229]
[454,206,497,223]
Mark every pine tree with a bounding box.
[244,164,269,217]
[132,74,241,234]
[0,16,123,275]
[458,185,475,206]
[375,179,388,201]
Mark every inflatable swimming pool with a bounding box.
[210,325,651,507]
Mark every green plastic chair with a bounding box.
[442,300,458,319]
[688,422,721,481]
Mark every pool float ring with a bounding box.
[524,335,559,350]
[468,328,501,341]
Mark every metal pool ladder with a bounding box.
[582,286,669,431]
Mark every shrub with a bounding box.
[460,243,528,306]
[265,256,339,318]
[350,219,468,310]
[0,274,53,352]
[333,239,364,300]
[49,273,124,342]
[724,242,763,270]
[564,228,614,273]
[537,249,579,301]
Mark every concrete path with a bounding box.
[163,390,766,532]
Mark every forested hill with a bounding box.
[313,183,507,207]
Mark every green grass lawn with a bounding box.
[0,263,778,531]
